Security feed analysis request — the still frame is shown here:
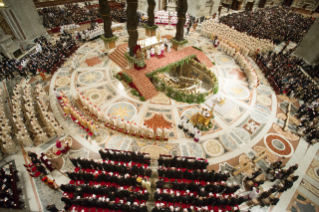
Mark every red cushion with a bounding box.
[34,171,41,177]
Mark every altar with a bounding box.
[137,36,163,54]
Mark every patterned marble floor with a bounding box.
[3,25,319,212]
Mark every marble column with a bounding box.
[293,18,319,64]
[2,0,47,41]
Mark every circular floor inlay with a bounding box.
[257,95,271,106]
[264,134,293,157]
[78,70,103,85]
[203,139,224,156]
[272,139,285,150]
[56,77,70,86]
[224,83,250,100]
[105,102,137,122]
[215,55,235,66]
[91,93,101,100]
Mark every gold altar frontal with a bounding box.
[191,111,213,127]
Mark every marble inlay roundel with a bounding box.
[257,95,271,106]
[215,55,235,65]
[90,93,101,100]
[105,102,137,122]
[272,139,285,150]
[56,77,70,86]
[224,84,250,100]
[78,70,103,85]
[264,134,293,157]
[203,139,224,156]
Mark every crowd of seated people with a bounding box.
[158,166,229,183]
[38,4,100,28]
[296,103,319,144]
[111,8,127,23]
[219,6,316,44]
[99,149,151,165]
[61,153,151,212]
[1,35,76,82]
[158,155,208,169]
[0,167,23,209]
[302,63,319,81]
[155,175,244,211]
[259,51,319,103]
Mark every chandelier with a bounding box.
[0,0,4,7]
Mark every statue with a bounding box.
[99,0,113,38]
[147,0,156,27]
[127,0,139,57]
[174,0,188,42]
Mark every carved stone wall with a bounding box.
[0,11,17,40]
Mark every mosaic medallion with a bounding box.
[264,133,293,157]
[105,102,137,122]
[272,139,285,150]
[78,70,103,85]
[91,94,100,100]
[203,139,224,157]
[257,95,271,106]
[84,88,109,106]
[56,77,70,87]
[215,55,235,66]
[224,83,250,100]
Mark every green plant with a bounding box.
[195,121,214,132]
[192,46,203,51]
[101,35,118,42]
[115,74,122,81]
[131,89,140,97]
[139,96,146,101]
[170,38,188,46]
[122,72,132,84]
[142,24,158,31]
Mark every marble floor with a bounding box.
[1,25,319,212]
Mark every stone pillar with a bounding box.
[99,0,118,51]
[127,0,139,57]
[2,0,47,42]
[144,0,158,37]
[293,18,319,64]
[174,0,187,42]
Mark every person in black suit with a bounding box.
[156,178,164,188]
[36,163,48,175]
[61,196,73,209]
[46,204,59,212]
[28,151,37,159]
[69,156,78,167]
